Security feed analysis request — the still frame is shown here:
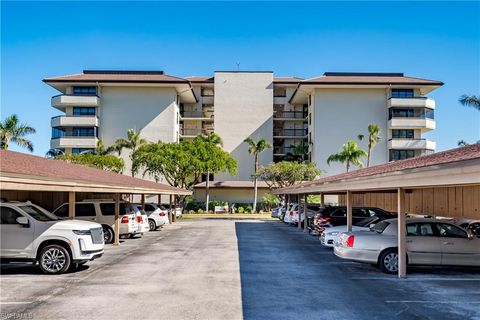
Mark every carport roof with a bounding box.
[273,144,480,194]
[0,150,191,195]
[194,180,270,189]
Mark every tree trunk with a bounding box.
[367,144,372,167]
[205,170,210,213]
[253,154,258,213]
[346,161,350,172]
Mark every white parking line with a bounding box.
[352,277,480,281]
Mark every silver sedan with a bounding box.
[334,218,480,274]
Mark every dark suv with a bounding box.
[312,206,395,228]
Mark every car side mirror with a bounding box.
[467,231,474,239]
[16,216,29,227]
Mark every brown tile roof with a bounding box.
[0,150,190,195]
[290,144,480,190]
[302,72,443,86]
[194,180,270,189]
[43,70,189,83]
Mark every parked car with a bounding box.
[320,216,389,247]
[135,203,169,231]
[457,219,480,237]
[1,201,104,274]
[271,206,285,218]
[134,207,150,236]
[334,218,480,274]
[283,203,298,224]
[313,206,394,229]
[294,203,323,226]
[53,199,139,244]
[161,203,182,218]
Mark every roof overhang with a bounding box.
[273,158,480,195]
[0,172,192,195]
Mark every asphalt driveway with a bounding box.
[1,217,479,320]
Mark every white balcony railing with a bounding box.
[387,97,436,109]
[388,139,436,150]
[52,95,99,108]
[388,118,435,131]
[51,116,99,127]
[50,136,98,149]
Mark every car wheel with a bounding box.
[379,249,399,274]
[148,219,156,231]
[38,244,71,274]
[103,226,114,244]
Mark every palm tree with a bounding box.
[244,137,272,213]
[113,129,147,176]
[457,140,470,147]
[327,140,367,172]
[459,95,480,111]
[45,148,65,158]
[0,114,36,152]
[197,133,223,212]
[365,124,381,167]
[288,140,307,162]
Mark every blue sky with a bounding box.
[1,1,479,156]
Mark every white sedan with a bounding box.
[320,217,380,247]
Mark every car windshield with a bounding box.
[370,220,390,233]
[19,205,60,222]
[355,217,378,227]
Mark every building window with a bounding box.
[73,107,96,116]
[72,127,96,137]
[392,129,414,139]
[51,127,66,139]
[389,108,434,120]
[273,88,286,97]
[389,149,415,161]
[73,86,97,95]
[391,89,414,98]
[72,148,95,154]
[201,88,214,96]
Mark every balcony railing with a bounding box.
[180,128,214,136]
[273,111,307,119]
[388,138,436,150]
[181,111,214,119]
[388,107,434,120]
[273,129,308,137]
[51,115,99,127]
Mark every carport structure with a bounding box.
[273,144,480,278]
[0,150,191,245]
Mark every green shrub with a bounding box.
[246,205,253,213]
[237,207,244,213]
[197,209,204,214]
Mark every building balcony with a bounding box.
[273,129,308,138]
[388,138,436,150]
[180,111,214,121]
[388,118,435,131]
[388,97,435,109]
[51,95,99,108]
[51,115,99,128]
[179,128,214,138]
[273,111,307,120]
[50,136,98,149]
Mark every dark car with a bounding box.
[313,206,395,228]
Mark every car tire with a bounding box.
[148,219,156,231]
[38,244,71,274]
[378,248,399,274]
[103,226,114,244]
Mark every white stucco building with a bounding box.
[44,70,443,183]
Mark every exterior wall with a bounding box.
[338,186,480,219]
[214,72,274,181]
[193,188,270,204]
[312,88,388,176]
[99,86,179,175]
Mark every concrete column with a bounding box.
[397,188,407,278]
[141,194,145,210]
[169,194,173,224]
[68,191,75,219]
[173,196,177,222]
[303,193,308,233]
[346,191,353,232]
[320,193,325,206]
[298,194,302,230]
[158,194,162,205]
[114,193,120,246]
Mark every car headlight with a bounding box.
[327,231,339,236]
[73,229,91,235]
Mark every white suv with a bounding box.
[53,199,138,244]
[0,201,104,274]
[135,203,169,231]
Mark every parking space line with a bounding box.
[351,277,480,281]
[386,301,480,304]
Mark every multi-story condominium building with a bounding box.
[44,70,442,180]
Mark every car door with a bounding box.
[75,203,97,222]
[352,208,369,224]
[433,222,480,266]
[0,206,34,258]
[405,222,442,265]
